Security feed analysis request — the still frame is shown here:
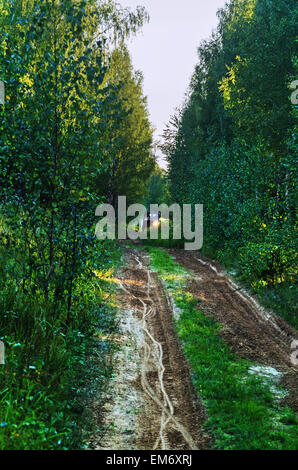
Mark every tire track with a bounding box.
[119,251,200,450]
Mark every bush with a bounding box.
[239,242,296,286]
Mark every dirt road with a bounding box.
[169,249,298,412]
[94,245,297,450]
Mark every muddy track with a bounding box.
[169,248,298,412]
[121,247,208,450]
[97,246,208,450]
[93,245,297,450]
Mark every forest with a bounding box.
[163,0,297,328]
[0,0,297,452]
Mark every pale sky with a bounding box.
[118,0,227,168]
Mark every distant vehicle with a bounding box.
[142,211,161,231]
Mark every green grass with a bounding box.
[204,243,298,329]
[140,221,185,250]
[252,283,298,330]
[148,247,298,450]
[145,246,188,277]
[0,241,122,450]
[142,237,185,249]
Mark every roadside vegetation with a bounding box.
[0,0,153,450]
[163,0,297,329]
[0,0,297,451]
[147,246,298,450]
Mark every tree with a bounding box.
[145,165,171,207]
[165,0,298,290]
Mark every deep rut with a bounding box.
[98,246,208,450]
[169,248,298,411]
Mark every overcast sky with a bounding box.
[118,0,227,168]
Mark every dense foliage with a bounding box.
[97,47,155,207]
[0,0,153,449]
[164,0,297,326]
[145,165,170,207]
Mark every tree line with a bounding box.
[0,0,154,449]
[163,0,297,326]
